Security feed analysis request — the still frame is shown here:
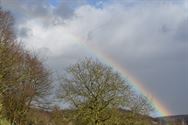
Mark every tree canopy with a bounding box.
[59,58,153,125]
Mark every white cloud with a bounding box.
[18,19,79,56]
[18,1,187,54]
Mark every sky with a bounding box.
[1,0,188,116]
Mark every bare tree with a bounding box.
[59,58,153,125]
[0,8,52,125]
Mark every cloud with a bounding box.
[1,0,51,19]
[53,0,87,19]
[174,18,188,42]
[0,0,88,28]
[2,0,188,115]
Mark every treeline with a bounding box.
[0,8,51,125]
[0,8,154,125]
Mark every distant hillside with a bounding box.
[118,109,188,125]
[155,115,188,125]
[28,108,188,125]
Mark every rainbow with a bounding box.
[69,32,171,117]
[7,8,170,116]
[3,0,173,117]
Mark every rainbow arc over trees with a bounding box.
[69,33,171,116]
[0,0,176,118]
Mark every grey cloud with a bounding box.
[1,0,50,19]
[174,19,188,42]
[1,0,87,23]
[18,27,32,38]
[53,0,86,19]
[111,0,186,6]
[1,0,88,38]
[45,45,93,75]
